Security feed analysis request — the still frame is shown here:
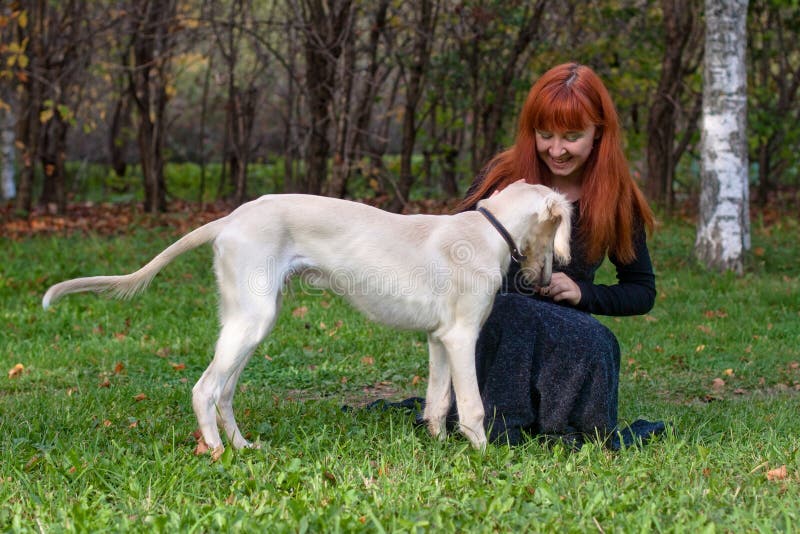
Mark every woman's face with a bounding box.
[534,125,597,183]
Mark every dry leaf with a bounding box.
[98,378,111,388]
[766,465,788,481]
[194,436,210,456]
[8,363,24,379]
[292,306,309,318]
[711,378,726,390]
[724,368,735,376]
[133,393,147,401]
[113,362,125,374]
[170,362,186,371]
[361,356,375,365]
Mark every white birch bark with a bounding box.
[1,108,15,200]
[695,0,750,274]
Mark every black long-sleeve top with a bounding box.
[465,179,656,317]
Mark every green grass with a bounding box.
[1,212,799,532]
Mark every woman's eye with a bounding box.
[565,133,582,142]
[536,131,553,139]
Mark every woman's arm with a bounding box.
[573,226,656,316]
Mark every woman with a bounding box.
[384,59,664,448]
[453,62,664,448]
[374,62,664,447]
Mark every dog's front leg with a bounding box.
[423,335,451,440]
[440,329,487,450]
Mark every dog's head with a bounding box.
[519,189,572,287]
[477,181,572,287]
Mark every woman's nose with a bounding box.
[549,138,565,156]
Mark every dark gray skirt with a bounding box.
[477,293,621,445]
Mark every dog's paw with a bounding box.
[210,445,226,462]
[426,419,447,440]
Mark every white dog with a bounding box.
[43,181,571,456]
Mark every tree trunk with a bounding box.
[645,0,703,209]
[298,0,354,195]
[129,0,176,213]
[109,69,132,179]
[392,0,436,213]
[14,0,46,215]
[39,115,68,212]
[695,0,750,274]
[1,108,16,200]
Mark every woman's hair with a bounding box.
[459,62,654,264]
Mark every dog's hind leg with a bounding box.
[215,294,282,450]
[192,311,271,457]
[423,335,452,440]
[193,248,282,457]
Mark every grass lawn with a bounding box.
[1,208,798,532]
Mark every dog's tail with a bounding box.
[42,217,229,309]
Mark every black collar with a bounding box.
[477,206,527,264]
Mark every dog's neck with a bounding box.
[477,207,527,264]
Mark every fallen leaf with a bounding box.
[361,356,375,366]
[766,465,788,481]
[412,375,422,385]
[194,437,210,456]
[98,378,111,388]
[114,362,125,374]
[724,368,735,376]
[170,362,186,371]
[8,363,24,379]
[292,306,309,318]
[711,378,726,390]
[133,393,147,401]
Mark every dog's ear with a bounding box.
[546,194,572,264]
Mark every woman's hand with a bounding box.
[538,272,581,306]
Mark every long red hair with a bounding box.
[460,62,654,264]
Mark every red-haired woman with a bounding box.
[457,62,665,448]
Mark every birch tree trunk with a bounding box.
[695,0,750,274]
[1,109,15,200]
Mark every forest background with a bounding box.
[1,0,798,221]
